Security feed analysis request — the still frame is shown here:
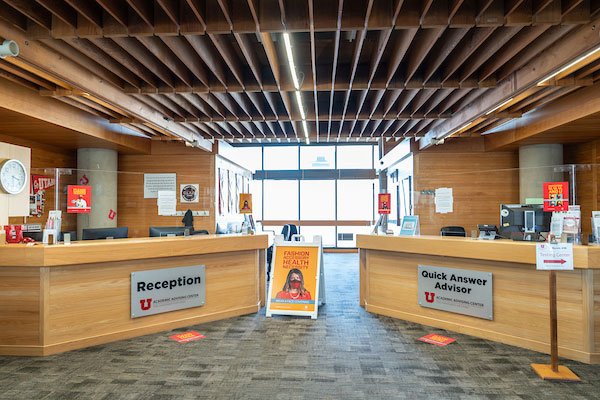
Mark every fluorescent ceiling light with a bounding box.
[305,138,310,144]
[283,33,300,90]
[302,120,309,137]
[295,91,305,120]
[486,98,513,115]
[538,46,600,85]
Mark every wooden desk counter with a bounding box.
[357,234,600,364]
[0,234,268,356]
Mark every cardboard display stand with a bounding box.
[266,235,325,320]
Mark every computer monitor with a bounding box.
[82,227,128,240]
[149,226,192,237]
[500,204,551,239]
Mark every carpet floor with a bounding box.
[1,253,599,399]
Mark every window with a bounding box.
[263,146,299,170]
[337,180,374,221]
[300,180,335,220]
[337,145,373,169]
[235,147,262,172]
[250,180,263,220]
[263,180,298,220]
[300,146,335,169]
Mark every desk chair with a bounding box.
[440,226,466,237]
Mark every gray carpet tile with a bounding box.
[1,253,600,399]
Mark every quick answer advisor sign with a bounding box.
[418,265,493,320]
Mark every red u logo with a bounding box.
[140,299,152,310]
[425,292,435,303]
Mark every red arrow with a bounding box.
[544,259,567,264]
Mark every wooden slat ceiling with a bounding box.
[0,0,599,145]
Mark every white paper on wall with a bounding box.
[157,190,177,216]
[435,187,453,214]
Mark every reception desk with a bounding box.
[357,234,600,364]
[0,234,267,356]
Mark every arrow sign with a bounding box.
[544,259,567,264]
[536,243,573,270]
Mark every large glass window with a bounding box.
[263,180,299,220]
[235,147,262,172]
[263,146,299,170]
[337,145,373,169]
[300,180,335,220]
[300,146,335,169]
[250,180,263,221]
[337,180,375,221]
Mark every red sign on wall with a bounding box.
[67,185,91,213]
[378,193,391,214]
[543,182,569,211]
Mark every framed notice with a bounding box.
[180,184,199,203]
[266,235,325,319]
[144,173,176,199]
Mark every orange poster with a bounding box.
[268,245,319,313]
[239,193,253,214]
[378,193,391,214]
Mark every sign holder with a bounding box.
[532,243,580,382]
[266,235,325,319]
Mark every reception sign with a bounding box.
[418,265,493,320]
[266,236,324,319]
[543,181,569,211]
[131,265,205,318]
[67,185,91,213]
[378,193,391,214]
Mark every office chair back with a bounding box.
[440,226,466,237]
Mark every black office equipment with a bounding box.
[82,227,128,240]
[149,226,191,237]
[500,204,551,241]
[478,224,498,240]
[440,226,466,237]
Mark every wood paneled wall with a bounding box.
[565,140,600,237]
[413,139,519,236]
[118,142,216,238]
[4,136,77,232]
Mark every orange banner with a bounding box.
[378,193,391,214]
[269,246,319,312]
[239,193,253,214]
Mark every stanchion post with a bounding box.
[531,270,580,381]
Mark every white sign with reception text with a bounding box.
[131,265,205,318]
[418,265,493,320]
[536,243,574,270]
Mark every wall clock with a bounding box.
[0,158,27,195]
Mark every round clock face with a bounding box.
[0,159,27,195]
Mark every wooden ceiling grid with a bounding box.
[0,0,599,146]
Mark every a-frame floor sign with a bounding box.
[266,234,325,319]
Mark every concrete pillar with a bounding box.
[519,144,563,204]
[77,148,118,239]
